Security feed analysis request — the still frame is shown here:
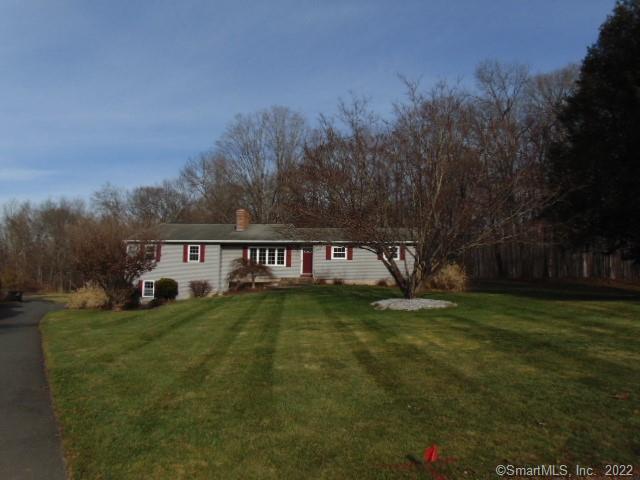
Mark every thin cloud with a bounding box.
[0,167,56,181]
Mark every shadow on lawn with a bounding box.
[471,280,640,302]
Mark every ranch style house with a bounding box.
[132,209,412,299]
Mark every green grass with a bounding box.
[41,284,640,479]
[30,292,71,304]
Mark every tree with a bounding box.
[227,257,274,290]
[289,86,547,299]
[128,180,190,225]
[71,218,155,308]
[178,153,242,223]
[216,106,308,223]
[93,181,191,226]
[546,0,640,260]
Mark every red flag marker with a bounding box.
[423,444,439,463]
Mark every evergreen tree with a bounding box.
[547,0,640,259]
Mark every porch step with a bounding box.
[279,276,314,286]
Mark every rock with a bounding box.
[371,298,456,311]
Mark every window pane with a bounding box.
[250,248,257,262]
[259,248,266,264]
[145,245,156,260]
[333,246,346,258]
[277,248,285,265]
[143,281,154,297]
[189,245,200,261]
[268,248,276,265]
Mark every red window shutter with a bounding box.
[200,244,206,263]
[378,250,383,260]
[400,246,406,260]
[347,246,353,260]
[286,247,292,267]
[243,246,248,260]
[155,243,162,262]
[326,245,332,260]
[137,280,143,294]
[183,244,188,263]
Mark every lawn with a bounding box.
[41,284,640,479]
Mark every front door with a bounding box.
[302,247,313,276]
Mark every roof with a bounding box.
[134,223,410,243]
[147,223,294,242]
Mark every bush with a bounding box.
[376,278,389,287]
[67,284,109,309]
[227,258,274,290]
[332,278,344,285]
[314,278,327,285]
[189,280,212,298]
[155,278,178,301]
[423,263,468,292]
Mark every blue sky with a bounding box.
[0,0,616,206]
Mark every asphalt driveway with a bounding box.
[0,299,66,480]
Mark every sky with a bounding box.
[0,0,616,206]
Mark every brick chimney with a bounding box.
[235,208,251,231]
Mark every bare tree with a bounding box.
[0,199,85,292]
[178,152,241,222]
[128,180,190,225]
[216,106,308,223]
[92,183,129,221]
[290,84,548,298]
[71,218,155,308]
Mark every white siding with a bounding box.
[312,246,414,283]
[139,242,414,297]
[139,243,221,299]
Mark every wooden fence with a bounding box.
[462,244,640,282]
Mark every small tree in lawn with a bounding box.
[72,218,156,308]
[227,257,274,290]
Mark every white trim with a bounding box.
[142,280,155,298]
[384,246,400,261]
[248,246,286,266]
[299,247,303,275]
[331,245,347,260]
[188,244,201,263]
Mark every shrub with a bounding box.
[67,284,109,309]
[314,278,327,285]
[155,278,178,301]
[227,258,274,290]
[189,280,212,298]
[423,263,468,292]
[376,278,389,287]
[332,278,344,285]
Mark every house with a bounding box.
[134,209,412,299]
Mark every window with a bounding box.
[385,246,400,260]
[332,246,346,259]
[249,247,286,266]
[188,244,200,262]
[144,244,156,260]
[126,244,139,255]
[142,280,155,298]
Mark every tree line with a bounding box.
[1,0,638,296]
[0,60,576,295]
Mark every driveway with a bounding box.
[0,299,66,480]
